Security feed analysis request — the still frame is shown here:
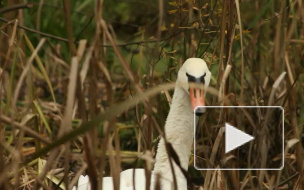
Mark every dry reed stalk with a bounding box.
[0,139,21,188]
[99,51,121,189]
[36,0,44,35]
[70,163,88,188]
[285,52,294,85]
[257,72,286,188]
[72,40,87,119]
[267,72,286,107]
[218,64,232,103]
[275,139,299,188]
[98,17,155,190]
[144,84,153,188]
[224,0,235,101]
[187,0,195,58]
[273,0,286,77]
[216,0,228,90]
[290,39,304,43]
[62,0,76,56]
[99,19,143,93]
[203,127,225,190]
[87,50,98,166]
[234,0,244,102]
[113,126,122,190]
[24,34,58,105]
[0,19,18,115]
[107,132,120,190]
[80,43,94,85]
[12,119,25,188]
[281,3,304,187]
[285,57,304,189]
[59,57,78,189]
[90,2,106,189]
[0,115,51,145]
[59,57,78,134]
[35,148,61,189]
[0,3,33,14]
[76,40,87,64]
[0,0,18,72]
[2,19,18,76]
[143,1,165,187]
[102,26,122,188]
[12,38,45,108]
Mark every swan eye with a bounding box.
[186,73,196,82]
[200,73,206,84]
[186,72,206,84]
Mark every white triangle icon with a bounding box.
[225,123,254,154]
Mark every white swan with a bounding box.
[73,58,211,190]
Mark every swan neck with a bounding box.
[153,86,194,189]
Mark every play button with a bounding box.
[225,123,255,154]
[194,106,284,170]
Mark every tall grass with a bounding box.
[0,0,303,189]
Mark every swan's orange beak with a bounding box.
[189,87,206,115]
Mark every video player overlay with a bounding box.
[194,106,284,170]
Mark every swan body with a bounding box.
[73,169,146,190]
[73,58,211,190]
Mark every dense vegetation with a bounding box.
[0,0,303,189]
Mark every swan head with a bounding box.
[177,58,211,116]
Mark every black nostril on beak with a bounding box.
[195,107,206,116]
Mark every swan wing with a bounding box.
[120,168,146,189]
